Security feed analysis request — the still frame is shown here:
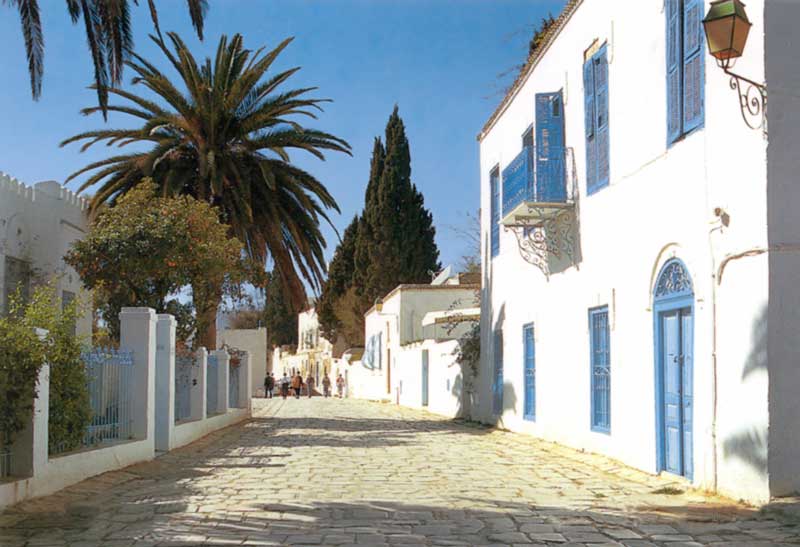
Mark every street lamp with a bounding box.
[702,0,766,131]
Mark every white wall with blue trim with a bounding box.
[475,0,795,505]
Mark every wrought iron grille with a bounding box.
[174,353,197,422]
[52,348,135,454]
[590,309,611,432]
[228,362,240,409]
[206,355,219,414]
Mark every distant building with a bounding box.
[0,174,91,336]
[355,270,480,415]
[218,327,268,396]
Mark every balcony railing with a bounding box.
[502,146,534,218]
[501,146,571,226]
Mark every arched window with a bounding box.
[654,258,693,300]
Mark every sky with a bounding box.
[0,0,566,279]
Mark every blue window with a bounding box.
[492,329,503,415]
[667,0,705,144]
[589,306,611,433]
[523,323,536,421]
[490,167,500,258]
[584,45,610,195]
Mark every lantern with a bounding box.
[703,0,752,65]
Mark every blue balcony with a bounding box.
[501,146,570,227]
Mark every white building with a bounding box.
[358,275,479,415]
[478,0,800,504]
[0,174,91,335]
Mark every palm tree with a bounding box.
[5,0,207,117]
[61,32,351,347]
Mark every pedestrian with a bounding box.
[306,373,315,398]
[264,373,275,399]
[322,374,332,398]
[280,372,290,399]
[336,373,345,399]
[291,373,303,399]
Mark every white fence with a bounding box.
[0,308,252,510]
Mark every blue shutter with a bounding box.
[535,92,566,202]
[492,330,504,416]
[666,0,682,144]
[523,324,536,421]
[593,46,610,192]
[682,0,704,133]
[583,59,596,192]
[490,168,500,258]
[589,307,611,433]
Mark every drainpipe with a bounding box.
[708,209,728,493]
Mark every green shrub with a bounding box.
[0,286,91,454]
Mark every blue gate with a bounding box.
[229,363,240,408]
[174,354,195,422]
[523,324,536,421]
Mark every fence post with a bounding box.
[213,350,229,413]
[241,351,252,411]
[154,314,176,452]
[193,348,207,421]
[10,329,50,478]
[119,308,157,444]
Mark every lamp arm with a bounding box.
[722,66,767,133]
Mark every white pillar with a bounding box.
[11,358,49,478]
[192,348,207,421]
[241,351,252,411]
[154,314,175,452]
[212,350,229,413]
[120,307,157,443]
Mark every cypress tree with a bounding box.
[317,106,440,347]
[263,270,298,348]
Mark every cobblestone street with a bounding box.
[1,398,799,546]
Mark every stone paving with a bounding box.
[1,398,799,546]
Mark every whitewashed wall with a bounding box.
[0,175,91,335]
[219,327,268,395]
[478,0,779,504]
[393,339,466,419]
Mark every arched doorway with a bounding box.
[653,258,694,479]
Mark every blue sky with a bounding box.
[0,0,565,276]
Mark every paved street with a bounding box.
[1,398,799,546]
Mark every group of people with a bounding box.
[263,371,346,400]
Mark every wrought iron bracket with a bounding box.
[504,206,577,278]
[724,67,767,134]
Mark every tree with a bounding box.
[263,270,298,348]
[362,106,440,303]
[318,107,440,346]
[61,31,351,345]
[318,216,359,345]
[65,180,251,346]
[6,0,207,117]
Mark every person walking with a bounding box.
[280,372,290,399]
[291,373,303,399]
[322,374,332,398]
[264,373,275,399]
[336,373,345,399]
[306,373,315,398]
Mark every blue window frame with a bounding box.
[490,166,500,258]
[523,323,536,421]
[589,306,611,433]
[492,329,504,415]
[584,45,610,195]
[667,0,705,145]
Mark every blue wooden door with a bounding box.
[523,324,535,421]
[660,307,693,478]
[421,350,429,407]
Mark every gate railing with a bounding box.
[51,348,135,455]
[174,353,197,422]
[206,354,219,415]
